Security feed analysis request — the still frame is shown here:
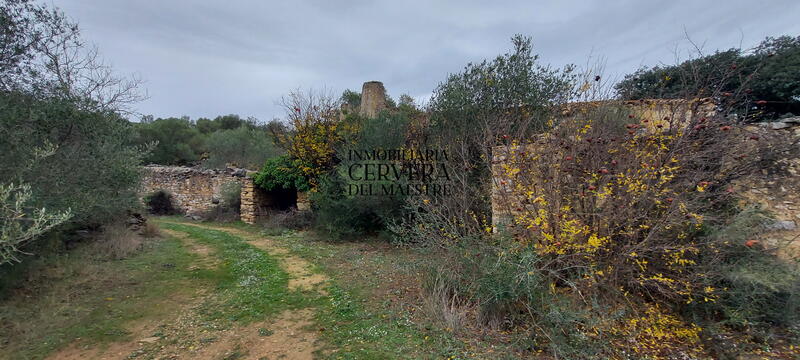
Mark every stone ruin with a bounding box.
[359,81,387,118]
[140,165,309,224]
[139,80,391,224]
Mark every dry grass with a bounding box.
[141,221,161,239]
[92,222,143,259]
[260,209,314,235]
[420,275,470,333]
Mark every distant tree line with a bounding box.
[132,114,285,169]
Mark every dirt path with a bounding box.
[188,223,328,293]
[47,222,327,360]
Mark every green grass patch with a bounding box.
[157,222,310,323]
[0,233,203,359]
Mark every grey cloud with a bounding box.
[55,0,800,121]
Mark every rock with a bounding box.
[765,220,797,231]
[761,121,793,130]
[126,212,146,231]
[780,116,800,124]
[138,337,160,343]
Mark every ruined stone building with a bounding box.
[140,166,309,224]
[139,80,390,224]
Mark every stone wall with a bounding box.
[559,98,717,131]
[140,165,311,224]
[239,175,265,224]
[141,165,247,216]
[740,118,800,256]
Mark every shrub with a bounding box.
[395,35,800,358]
[144,190,176,215]
[0,183,72,265]
[419,238,615,357]
[254,155,310,192]
[494,102,793,307]
[688,207,800,329]
[281,90,356,187]
[394,35,576,246]
[615,35,800,120]
[0,92,144,226]
[91,222,143,260]
[141,221,161,239]
[311,110,413,239]
[311,174,395,239]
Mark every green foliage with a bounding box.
[311,173,403,239]
[615,35,800,119]
[428,34,575,143]
[750,36,800,107]
[340,89,361,108]
[0,92,144,226]
[134,117,204,165]
[203,127,283,169]
[253,155,310,192]
[424,241,612,357]
[0,183,71,265]
[616,49,743,100]
[310,111,413,239]
[134,115,283,168]
[690,207,800,329]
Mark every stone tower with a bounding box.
[359,81,387,118]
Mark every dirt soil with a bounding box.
[47,223,326,360]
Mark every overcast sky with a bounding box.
[55,0,800,122]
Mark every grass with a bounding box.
[1,218,475,359]
[0,231,206,359]
[163,220,466,359]
[199,220,486,359]
[157,222,307,323]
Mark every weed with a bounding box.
[141,221,161,238]
[91,221,143,259]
